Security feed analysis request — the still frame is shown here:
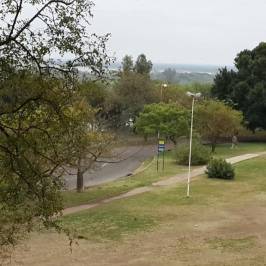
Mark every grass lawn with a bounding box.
[62,151,189,208]
[212,142,266,158]
[54,155,266,265]
[11,147,266,266]
[61,154,266,239]
[62,142,266,208]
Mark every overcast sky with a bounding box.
[91,0,266,66]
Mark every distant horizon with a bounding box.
[92,0,266,66]
[110,61,235,74]
[112,61,234,68]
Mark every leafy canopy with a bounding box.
[211,42,266,130]
[195,100,243,152]
[135,103,189,143]
[0,0,111,250]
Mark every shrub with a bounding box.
[175,140,210,165]
[206,158,235,180]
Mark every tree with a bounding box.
[0,0,111,76]
[162,68,177,84]
[135,103,189,144]
[121,55,134,74]
[211,42,266,130]
[106,54,156,129]
[0,0,110,251]
[65,99,114,192]
[114,72,157,126]
[134,54,153,75]
[195,100,243,152]
[211,67,236,102]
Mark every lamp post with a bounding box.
[186,91,201,197]
[157,83,168,172]
[160,83,168,102]
[158,83,168,139]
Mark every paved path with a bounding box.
[63,152,266,216]
[64,144,173,190]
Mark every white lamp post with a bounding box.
[158,83,168,139]
[186,91,201,197]
[160,83,168,102]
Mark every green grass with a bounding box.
[62,150,188,208]
[60,156,266,243]
[61,204,155,241]
[62,142,266,208]
[60,155,266,242]
[211,142,266,159]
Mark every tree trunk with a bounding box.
[76,158,84,192]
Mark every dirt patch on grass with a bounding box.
[9,200,266,266]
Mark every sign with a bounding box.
[157,139,166,172]
[158,139,165,152]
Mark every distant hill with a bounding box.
[57,59,233,84]
[110,62,234,84]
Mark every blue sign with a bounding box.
[158,140,165,152]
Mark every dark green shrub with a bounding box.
[175,140,210,165]
[206,158,235,179]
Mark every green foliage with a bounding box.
[79,80,107,109]
[135,103,189,143]
[0,73,68,247]
[121,55,134,73]
[0,0,111,77]
[206,158,235,180]
[0,0,111,250]
[113,71,157,126]
[106,53,156,127]
[134,54,153,75]
[175,140,211,165]
[195,100,243,152]
[211,42,266,130]
[211,67,237,103]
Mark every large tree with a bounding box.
[195,100,243,152]
[107,54,156,128]
[0,0,110,251]
[134,54,153,76]
[114,71,157,125]
[121,55,134,74]
[65,98,114,192]
[135,103,189,144]
[211,42,266,130]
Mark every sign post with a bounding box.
[157,139,165,172]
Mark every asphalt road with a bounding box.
[64,144,172,190]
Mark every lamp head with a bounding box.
[186,91,194,97]
[186,91,202,98]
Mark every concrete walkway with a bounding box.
[63,152,266,216]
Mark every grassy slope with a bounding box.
[62,142,266,208]
[62,151,188,208]
[61,144,266,241]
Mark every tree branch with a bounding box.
[0,0,75,46]
[8,0,23,40]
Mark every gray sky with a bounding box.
[91,0,266,66]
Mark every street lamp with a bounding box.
[186,91,201,197]
[158,83,168,139]
[160,83,168,102]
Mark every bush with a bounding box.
[175,140,210,165]
[206,158,235,180]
